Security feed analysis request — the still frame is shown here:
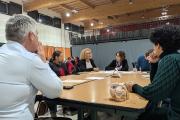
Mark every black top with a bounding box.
[49,61,68,76]
[78,59,97,72]
[105,59,129,71]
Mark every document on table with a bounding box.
[85,77,105,80]
[63,80,88,86]
[142,74,150,78]
[63,80,87,83]
[120,71,136,74]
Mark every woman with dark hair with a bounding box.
[126,25,180,120]
[105,51,129,71]
[49,51,68,77]
[48,51,69,117]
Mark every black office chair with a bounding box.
[34,95,72,120]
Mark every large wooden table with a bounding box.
[46,71,150,120]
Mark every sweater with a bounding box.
[133,51,180,120]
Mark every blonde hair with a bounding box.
[80,48,92,60]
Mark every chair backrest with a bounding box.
[36,100,49,116]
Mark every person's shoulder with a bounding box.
[168,53,180,62]
[111,59,116,63]
[26,52,47,67]
[123,59,128,62]
[160,53,180,65]
[90,59,94,62]
[138,55,144,60]
[80,59,86,62]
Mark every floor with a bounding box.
[37,105,136,120]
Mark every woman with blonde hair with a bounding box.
[78,48,99,72]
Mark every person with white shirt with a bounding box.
[0,14,63,120]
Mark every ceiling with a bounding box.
[23,0,180,30]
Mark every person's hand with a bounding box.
[93,68,99,72]
[146,53,159,63]
[125,81,135,92]
[37,42,46,63]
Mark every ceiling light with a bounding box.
[107,29,110,32]
[166,22,170,25]
[65,26,69,30]
[161,11,167,16]
[90,23,94,26]
[66,12,71,17]
[38,18,42,22]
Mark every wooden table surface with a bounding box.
[60,71,150,110]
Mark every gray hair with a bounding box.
[5,14,37,43]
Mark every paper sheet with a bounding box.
[63,80,88,86]
[120,71,136,74]
[85,77,105,80]
[63,80,87,83]
[142,75,150,78]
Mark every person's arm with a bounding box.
[29,56,63,99]
[49,62,60,77]
[78,60,87,72]
[132,56,180,102]
[121,59,129,71]
[105,60,116,70]
[90,59,97,68]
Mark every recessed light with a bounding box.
[161,11,167,16]
[38,19,42,22]
[66,12,71,17]
[166,22,170,25]
[90,23,94,26]
[65,26,69,30]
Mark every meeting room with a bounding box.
[0,0,180,120]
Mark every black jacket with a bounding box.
[49,61,68,76]
[105,59,129,71]
[78,59,97,72]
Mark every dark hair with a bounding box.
[145,49,153,57]
[50,51,62,62]
[116,51,126,60]
[150,25,180,51]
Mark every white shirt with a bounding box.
[0,41,63,120]
[86,61,93,69]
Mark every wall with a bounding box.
[0,0,75,59]
[72,39,153,70]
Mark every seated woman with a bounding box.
[78,48,99,72]
[105,51,129,71]
[126,25,180,120]
[49,51,68,77]
[65,57,77,74]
